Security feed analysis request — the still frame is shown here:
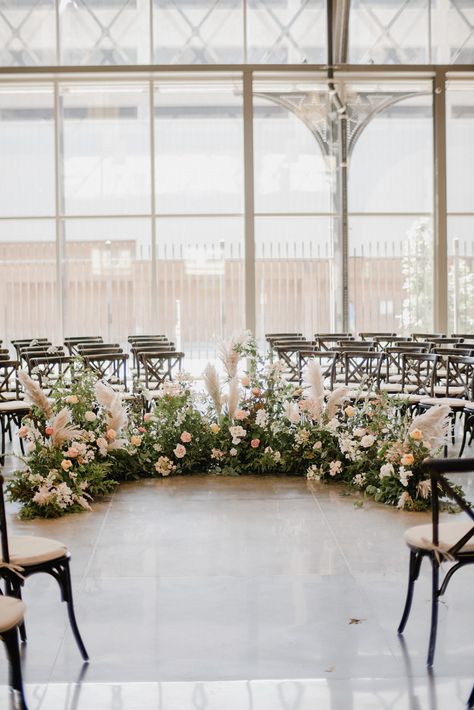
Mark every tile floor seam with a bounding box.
[307,485,356,578]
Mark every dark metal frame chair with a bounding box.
[0,475,88,662]
[0,362,30,466]
[0,595,28,709]
[398,457,474,667]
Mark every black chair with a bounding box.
[0,475,88,662]
[0,362,30,466]
[0,595,28,709]
[397,457,474,667]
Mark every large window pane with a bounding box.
[60,0,150,65]
[348,86,433,334]
[0,1,56,66]
[155,217,244,363]
[0,84,55,217]
[153,0,243,64]
[247,0,326,64]
[256,216,332,337]
[154,77,244,360]
[253,76,333,339]
[0,220,58,342]
[61,83,151,215]
[62,218,153,343]
[447,82,474,333]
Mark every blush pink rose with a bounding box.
[250,438,260,448]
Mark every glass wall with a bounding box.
[0,0,327,67]
[253,75,334,339]
[154,76,245,360]
[348,82,433,334]
[447,80,474,334]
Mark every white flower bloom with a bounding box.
[326,417,340,433]
[230,448,238,457]
[353,473,366,487]
[255,408,268,428]
[329,460,342,476]
[353,427,366,438]
[360,434,375,448]
[399,466,413,487]
[307,464,321,481]
[283,401,301,424]
[273,451,281,462]
[379,463,394,479]
[84,411,97,422]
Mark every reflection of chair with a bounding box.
[0,595,28,709]
[397,457,474,666]
[0,475,88,662]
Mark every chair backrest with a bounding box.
[359,332,397,340]
[0,361,21,402]
[298,350,337,388]
[139,351,185,390]
[82,353,129,390]
[422,457,474,553]
[429,337,464,346]
[395,341,432,351]
[27,355,74,389]
[342,351,385,389]
[64,336,103,354]
[451,334,474,342]
[76,343,122,354]
[401,352,438,396]
[11,338,50,357]
[128,334,168,343]
[443,355,474,400]
[411,333,444,341]
[316,335,354,350]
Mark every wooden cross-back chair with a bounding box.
[26,355,74,392]
[401,352,438,398]
[131,342,175,377]
[64,336,103,355]
[298,351,337,389]
[398,457,474,668]
[82,353,129,391]
[274,341,317,382]
[340,351,385,394]
[139,350,185,404]
[0,475,88,663]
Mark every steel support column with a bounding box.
[433,70,448,332]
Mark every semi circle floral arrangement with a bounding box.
[7,333,456,519]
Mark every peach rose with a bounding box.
[130,435,142,447]
[409,429,423,441]
[61,459,73,471]
[18,426,29,438]
[251,387,261,397]
[210,423,220,434]
[106,428,116,441]
[241,375,250,387]
[45,426,54,436]
[401,453,415,467]
[180,431,192,443]
[250,438,260,448]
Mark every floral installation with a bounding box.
[6,333,459,518]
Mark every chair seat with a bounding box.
[420,396,468,409]
[433,385,465,397]
[5,535,67,566]
[404,521,474,554]
[0,596,25,633]
[380,383,403,392]
[0,400,30,413]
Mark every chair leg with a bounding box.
[427,557,440,667]
[398,550,423,634]
[468,684,474,708]
[5,577,27,643]
[2,626,28,709]
[56,560,89,661]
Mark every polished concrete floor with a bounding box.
[0,470,472,710]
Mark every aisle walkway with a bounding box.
[0,474,472,710]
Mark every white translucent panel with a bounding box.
[59,0,150,65]
[247,0,326,64]
[0,85,55,217]
[153,0,243,64]
[154,79,243,214]
[448,217,474,334]
[447,83,474,212]
[348,215,433,335]
[432,0,474,64]
[0,0,56,66]
[349,0,429,64]
[0,219,59,341]
[253,97,332,214]
[255,216,332,340]
[155,217,244,362]
[349,93,433,213]
[61,83,151,215]
[62,218,153,342]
